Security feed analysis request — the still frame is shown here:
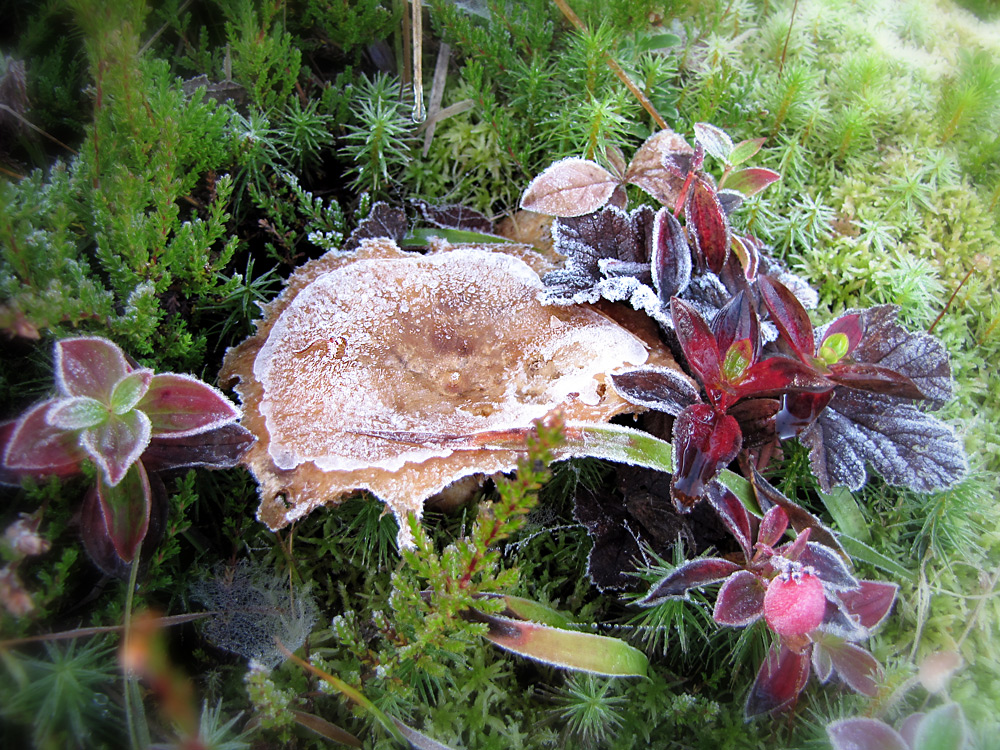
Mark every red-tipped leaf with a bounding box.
[724,167,781,196]
[139,373,241,437]
[55,337,132,401]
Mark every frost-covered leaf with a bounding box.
[913,702,967,750]
[110,368,153,415]
[826,640,881,696]
[759,274,815,360]
[47,396,108,430]
[651,208,691,302]
[744,644,811,718]
[827,718,908,750]
[55,337,132,401]
[812,641,833,683]
[671,404,741,510]
[81,409,152,486]
[713,570,765,626]
[706,485,752,560]
[837,580,898,630]
[96,459,151,563]
[724,167,781,196]
[411,199,493,233]
[670,297,721,388]
[2,401,85,477]
[757,505,789,549]
[685,175,731,273]
[342,202,407,252]
[817,598,869,641]
[800,388,968,493]
[624,129,693,207]
[798,542,858,591]
[750,466,845,554]
[520,157,618,217]
[638,557,742,605]
[694,122,734,162]
[139,373,241,437]
[609,366,699,416]
[141,423,256,472]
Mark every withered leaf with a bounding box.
[343,202,408,252]
[625,129,694,207]
[799,388,967,493]
[411,199,494,234]
[520,157,618,217]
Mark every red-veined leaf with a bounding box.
[96,460,151,563]
[713,570,765,626]
[638,557,743,604]
[139,373,241,437]
[836,580,898,629]
[685,174,731,273]
[81,409,151,486]
[520,157,618,217]
[827,718,908,750]
[744,643,811,718]
[54,337,131,401]
[724,167,781,196]
[758,275,816,361]
[1,401,85,477]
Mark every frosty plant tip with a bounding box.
[1,337,252,569]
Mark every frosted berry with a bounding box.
[763,571,826,637]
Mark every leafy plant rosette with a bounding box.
[1,337,252,572]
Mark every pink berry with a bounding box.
[763,572,826,637]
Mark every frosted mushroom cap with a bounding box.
[221,239,660,541]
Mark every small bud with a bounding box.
[4,516,50,557]
[763,570,826,637]
[0,565,34,617]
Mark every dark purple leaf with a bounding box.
[828,363,923,399]
[651,208,691,302]
[342,202,407,252]
[827,718,908,750]
[671,405,742,511]
[757,505,789,549]
[609,367,699,416]
[2,401,86,476]
[799,388,968,493]
[624,129,694,207]
[713,570,765,626]
[80,410,151,486]
[798,542,858,591]
[139,373,241,437]
[724,167,781,196]
[412,199,494,233]
[817,598,869,641]
[670,297,721,389]
[826,640,882,696]
[750,466,846,555]
[744,644,811,718]
[727,398,779,456]
[54,337,132,401]
[758,275,816,361]
[638,557,743,605]
[775,390,834,439]
[837,580,898,630]
[717,189,744,216]
[96,460,151,563]
[520,157,618,217]
[711,291,760,365]
[706,485,752,560]
[685,175,731,273]
[141,422,255,472]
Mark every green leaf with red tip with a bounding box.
[828,718,908,750]
[724,167,781,196]
[639,557,743,604]
[81,409,151,486]
[48,396,108,430]
[744,644,811,718]
[685,174,731,273]
[480,613,648,676]
[728,137,767,165]
[110,368,153,415]
[758,275,816,361]
[138,373,241,437]
[96,460,151,563]
[54,337,131,401]
[713,570,765,626]
[818,332,850,366]
[2,401,86,476]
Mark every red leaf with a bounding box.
[711,291,760,366]
[685,174,731,273]
[828,363,924,399]
[758,275,816,361]
[2,400,85,476]
[139,373,241,437]
[827,718,908,750]
[520,158,618,217]
[54,337,131,401]
[744,643,811,718]
[96,460,151,563]
[639,557,743,605]
[837,580,898,630]
[625,129,694,207]
[713,570,765,626]
[80,410,151,486]
[757,505,789,549]
[724,167,781,196]
[650,208,691,301]
[706,485,752,561]
[670,297,721,390]
[609,366,699,416]
[671,404,742,510]
[826,640,882,696]
[735,356,833,401]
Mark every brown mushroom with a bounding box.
[221,238,673,545]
